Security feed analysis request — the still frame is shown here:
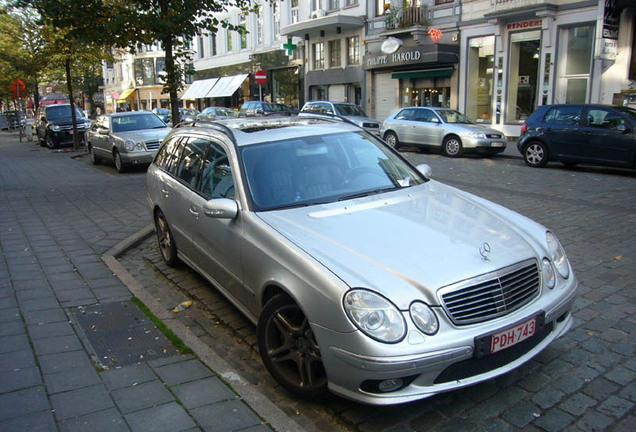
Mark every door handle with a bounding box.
[189,206,199,218]
[161,188,169,197]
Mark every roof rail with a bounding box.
[298,112,363,130]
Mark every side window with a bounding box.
[175,137,206,188]
[544,106,582,125]
[154,137,177,168]
[156,137,184,173]
[395,109,414,120]
[587,108,626,130]
[414,109,435,122]
[199,141,235,199]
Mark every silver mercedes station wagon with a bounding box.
[146,117,577,405]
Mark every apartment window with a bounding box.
[328,0,340,10]
[312,0,322,11]
[209,34,217,57]
[344,0,359,5]
[329,40,341,68]
[376,0,390,16]
[313,42,324,69]
[227,29,233,52]
[347,36,360,65]
[291,0,299,24]
[559,25,594,104]
[239,14,247,49]
[197,32,204,59]
[257,7,264,45]
[273,2,280,39]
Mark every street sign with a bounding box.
[10,79,26,99]
[255,70,267,85]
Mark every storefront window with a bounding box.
[560,25,593,104]
[506,30,540,123]
[313,42,324,70]
[466,36,495,123]
[400,82,450,108]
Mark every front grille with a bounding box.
[363,122,380,129]
[439,260,540,325]
[486,133,503,139]
[145,140,161,150]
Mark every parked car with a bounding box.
[518,104,636,169]
[35,104,92,149]
[196,106,237,122]
[87,111,171,173]
[381,107,507,157]
[152,108,171,123]
[238,101,292,117]
[178,108,200,123]
[299,101,380,136]
[147,116,577,404]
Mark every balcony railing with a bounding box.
[385,6,429,30]
[490,0,545,12]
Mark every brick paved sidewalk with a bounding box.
[0,131,299,432]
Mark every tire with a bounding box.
[113,149,127,173]
[443,135,463,157]
[384,131,401,150]
[523,141,549,168]
[45,133,58,149]
[89,145,100,165]
[154,210,179,267]
[257,295,327,398]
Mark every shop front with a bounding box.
[365,42,459,122]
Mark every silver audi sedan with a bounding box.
[87,111,171,173]
[381,107,507,157]
[146,117,577,405]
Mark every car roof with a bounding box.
[172,116,362,147]
[110,111,155,117]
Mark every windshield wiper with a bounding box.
[338,186,401,201]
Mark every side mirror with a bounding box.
[416,164,432,178]
[203,198,238,219]
[431,118,440,124]
[616,123,629,133]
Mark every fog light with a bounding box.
[378,378,403,392]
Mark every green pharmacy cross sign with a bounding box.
[283,37,298,56]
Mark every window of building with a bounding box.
[226,29,233,52]
[506,30,540,123]
[465,36,495,122]
[345,0,359,6]
[313,42,324,69]
[558,25,594,104]
[273,2,280,38]
[329,40,341,68]
[209,34,217,57]
[328,0,340,10]
[197,32,205,59]
[312,0,322,11]
[257,7,264,45]
[347,36,360,65]
[239,14,247,49]
[376,0,390,16]
[291,0,299,24]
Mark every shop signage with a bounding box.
[367,49,422,68]
[506,19,542,31]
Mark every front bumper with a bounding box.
[315,274,578,405]
[49,130,87,146]
[463,136,507,154]
[119,151,156,166]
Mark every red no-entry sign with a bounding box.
[255,70,267,85]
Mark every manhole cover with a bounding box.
[73,300,178,368]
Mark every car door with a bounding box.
[413,108,442,146]
[390,108,416,144]
[578,107,634,166]
[541,105,584,158]
[188,138,247,305]
[91,117,111,160]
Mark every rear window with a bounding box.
[544,106,582,125]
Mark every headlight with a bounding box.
[464,131,486,139]
[344,290,406,343]
[409,302,439,335]
[50,125,61,131]
[542,258,556,289]
[124,140,145,151]
[546,231,569,279]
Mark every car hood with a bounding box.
[49,117,89,127]
[344,115,380,126]
[257,181,545,308]
[454,123,504,136]
[113,128,171,142]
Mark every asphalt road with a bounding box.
[114,149,635,432]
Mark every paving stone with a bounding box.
[43,367,101,394]
[605,366,634,386]
[560,393,597,416]
[112,380,175,414]
[19,296,60,312]
[23,308,68,325]
[28,321,75,340]
[0,386,51,421]
[170,377,236,409]
[50,384,115,421]
[597,395,634,419]
[153,358,213,386]
[38,350,93,375]
[532,408,575,432]
[501,400,541,428]
[0,409,57,432]
[0,366,42,393]
[582,377,620,401]
[575,411,614,432]
[0,349,36,372]
[124,402,196,432]
[0,319,25,337]
[190,399,261,432]
[101,363,157,390]
[0,334,30,354]
[32,334,83,356]
[58,408,130,432]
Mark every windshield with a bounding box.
[241,131,426,211]
[616,106,636,122]
[112,113,167,132]
[334,103,367,117]
[46,105,84,121]
[436,110,474,124]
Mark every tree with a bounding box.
[22,0,257,125]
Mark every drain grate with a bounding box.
[73,300,178,368]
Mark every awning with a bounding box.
[181,78,219,100]
[206,74,248,98]
[391,68,454,79]
[117,88,136,101]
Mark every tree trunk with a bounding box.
[163,35,180,126]
[65,57,79,151]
